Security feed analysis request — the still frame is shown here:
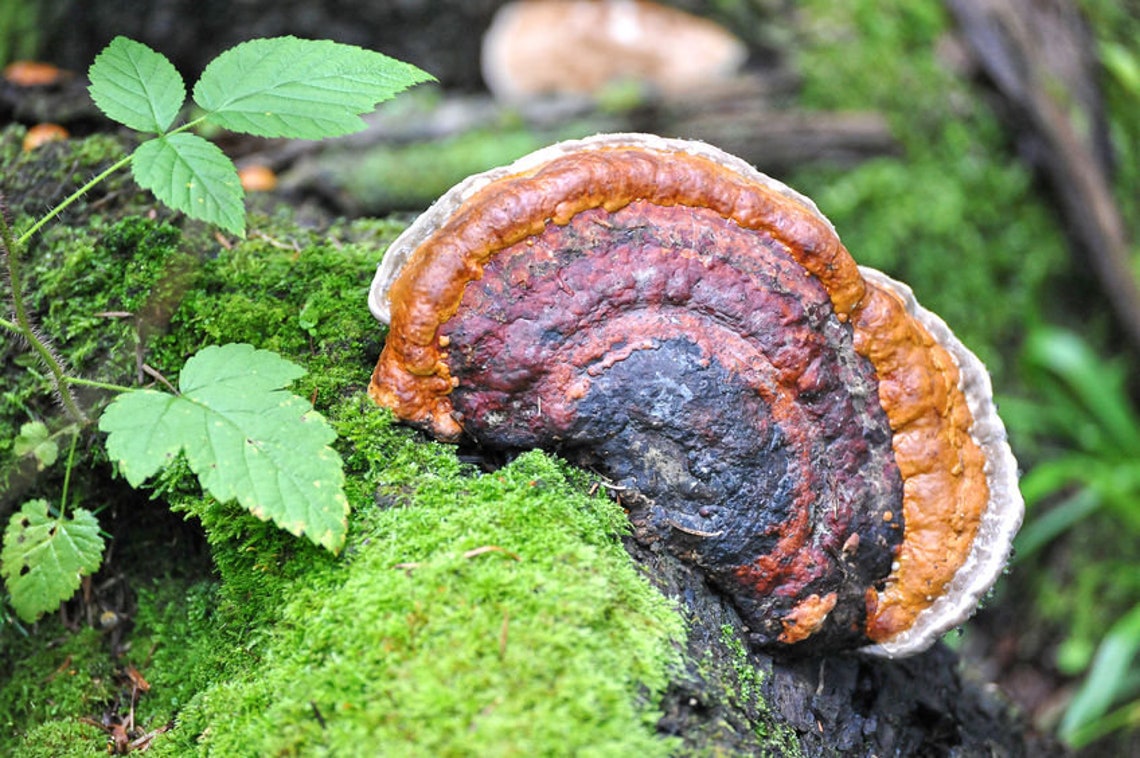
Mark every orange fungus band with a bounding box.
[368,135,1012,654]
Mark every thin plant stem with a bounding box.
[1,200,89,424]
[58,430,81,518]
[15,154,132,246]
[66,376,136,394]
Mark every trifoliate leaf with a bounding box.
[132,133,245,236]
[87,36,186,133]
[2,500,104,623]
[98,344,349,553]
[13,421,58,471]
[193,36,434,139]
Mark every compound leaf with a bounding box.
[88,36,185,134]
[132,133,245,236]
[193,36,434,139]
[2,500,104,623]
[99,344,349,553]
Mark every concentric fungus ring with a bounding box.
[367,133,1023,657]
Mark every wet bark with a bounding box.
[631,539,1062,756]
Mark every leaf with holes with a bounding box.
[2,500,104,622]
[98,343,349,552]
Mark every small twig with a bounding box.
[250,229,302,252]
[462,545,521,561]
[310,701,328,730]
[128,722,173,751]
[665,519,723,538]
[141,363,178,394]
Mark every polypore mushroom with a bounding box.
[481,0,747,101]
[367,133,1023,657]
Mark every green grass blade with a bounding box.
[1023,328,1140,454]
[1060,602,1140,747]
[1012,486,1101,561]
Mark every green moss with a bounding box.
[720,624,762,706]
[0,577,218,756]
[0,215,189,497]
[711,625,799,754]
[3,133,686,753]
[0,125,138,228]
[337,128,553,212]
[0,623,115,734]
[146,408,683,756]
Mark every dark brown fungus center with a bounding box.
[368,134,1023,657]
[441,202,903,650]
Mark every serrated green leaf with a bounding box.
[132,133,246,236]
[193,36,434,139]
[87,36,186,133]
[2,500,104,623]
[98,344,349,552]
[13,421,58,470]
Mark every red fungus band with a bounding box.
[368,134,1022,657]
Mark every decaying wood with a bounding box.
[625,537,1058,756]
[948,0,1139,347]
[270,77,899,215]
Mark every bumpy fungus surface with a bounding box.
[368,133,1022,657]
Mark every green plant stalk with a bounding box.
[1,147,149,422]
[57,431,80,518]
[13,114,208,248]
[66,376,137,394]
[0,203,89,424]
[15,154,131,247]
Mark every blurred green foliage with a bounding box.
[1003,328,1140,748]
[795,0,1140,749]
[791,0,1071,383]
[0,0,39,67]
[1081,0,1140,249]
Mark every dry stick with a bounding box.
[950,0,1140,348]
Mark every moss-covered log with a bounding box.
[0,126,1054,756]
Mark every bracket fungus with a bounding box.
[367,133,1023,658]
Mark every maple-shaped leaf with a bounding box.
[98,344,349,553]
[2,500,104,623]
